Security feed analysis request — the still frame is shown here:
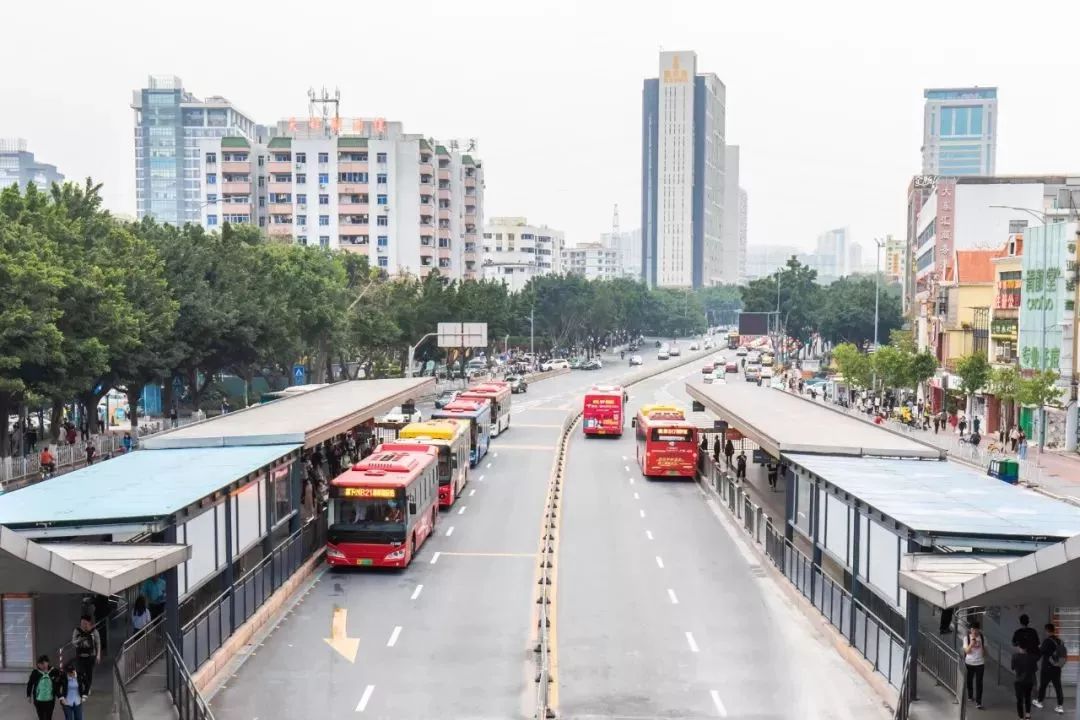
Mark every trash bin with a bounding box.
[988,458,1019,484]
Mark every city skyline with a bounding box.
[5,2,1080,256]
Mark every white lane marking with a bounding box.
[710,690,728,717]
[639,509,646,518]
[685,631,699,653]
[478,474,485,481]
[668,588,679,604]
[430,552,441,564]
[458,505,467,515]
[633,492,640,500]
[445,526,455,537]
[356,685,375,712]
[622,455,627,461]
[469,488,476,496]
[645,530,654,540]
[387,626,402,647]
[629,477,635,484]
[624,465,630,472]
[493,452,498,458]
[655,556,665,568]
[486,462,492,468]
[410,584,423,600]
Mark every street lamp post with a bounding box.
[871,238,884,392]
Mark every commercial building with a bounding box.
[196,121,484,279]
[884,234,905,284]
[0,138,64,192]
[641,50,726,288]
[813,227,850,284]
[921,87,997,177]
[737,188,748,283]
[600,227,643,280]
[719,145,745,285]
[563,242,620,281]
[482,216,564,292]
[132,75,261,227]
[985,234,1023,434]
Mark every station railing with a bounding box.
[165,633,216,720]
[117,614,166,685]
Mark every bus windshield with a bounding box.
[650,427,694,443]
[437,446,452,486]
[333,497,406,531]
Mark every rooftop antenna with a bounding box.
[612,203,620,242]
[307,86,341,136]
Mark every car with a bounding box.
[703,371,714,384]
[744,365,761,382]
[760,366,775,379]
[379,405,422,424]
[541,358,570,371]
[725,361,738,373]
[747,351,761,364]
[704,340,713,350]
[761,354,774,367]
[736,346,748,356]
[711,370,727,384]
[657,350,670,360]
[689,342,699,351]
[629,354,643,366]
[701,362,715,374]
[582,359,603,370]
[505,375,528,393]
[669,345,682,357]
[434,390,459,408]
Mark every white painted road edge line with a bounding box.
[410,584,423,600]
[469,488,476,496]
[685,631,699,653]
[387,626,402,647]
[645,530,654,540]
[655,556,665,569]
[667,588,679,604]
[458,505,467,515]
[710,690,728,717]
[445,526,455,537]
[356,685,375,712]
[430,552,441,564]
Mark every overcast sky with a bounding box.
[4,0,1080,253]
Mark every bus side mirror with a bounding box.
[409,502,418,515]
[631,417,637,427]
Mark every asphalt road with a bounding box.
[556,355,888,720]
[209,345,706,720]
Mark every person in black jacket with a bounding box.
[1033,622,1066,712]
[26,654,62,720]
[1012,614,1040,655]
[1011,641,1038,719]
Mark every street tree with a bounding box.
[741,257,821,342]
[953,352,991,418]
[1017,370,1064,449]
[832,343,873,390]
[987,366,1021,433]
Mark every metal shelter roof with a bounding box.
[900,534,1080,609]
[142,377,435,450]
[685,381,942,459]
[0,445,298,531]
[0,526,190,594]
[786,454,1080,541]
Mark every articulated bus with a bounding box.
[632,405,699,478]
[326,443,439,568]
[582,385,625,437]
[431,398,492,467]
[460,381,511,437]
[397,419,471,508]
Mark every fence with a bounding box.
[894,651,913,720]
[113,663,135,720]
[165,634,216,720]
[918,629,962,701]
[117,615,166,685]
[180,516,326,671]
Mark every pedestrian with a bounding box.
[84,441,96,466]
[141,574,167,620]
[933,415,940,434]
[1018,430,1029,460]
[973,416,981,435]
[724,439,734,468]
[735,451,747,480]
[121,432,133,454]
[71,615,100,697]
[1012,639,1038,720]
[964,620,986,709]
[1033,622,1067,713]
[1010,426,1021,452]
[169,406,178,429]
[26,654,61,720]
[766,462,778,490]
[712,436,721,464]
[79,417,89,443]
[221,398,231,415]
[131,595,151,633]
[65,422,77,447]
[959,416,968,436]
[699,435,709,453]
[949,412,958,432]
[58,662,86,720]
[1013,614,1041,656]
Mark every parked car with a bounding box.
[747,351,761,364]
[761,354,774,367]
[725,361,738,373]
[629,355,644,366]
[703,340,713,350]
[379,405,422,424]
[582,358,603,370]
[744,364,761,382]
[505,375,528,393]
[434,390,459,408]
[541,358,570,371]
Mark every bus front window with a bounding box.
[333,498,405,530]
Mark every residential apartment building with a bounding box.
[641,50,726,288]
[563,243,620,281]
[0,138,64,192]
[719,145,744,285]
[813,228,850,284]
[921,87,997,177]
[196,119,483,279]
[984,234,1023,437]
[737,187,748,283]
[600,227,643,280]
[482,216,564,292]
[884,234,905,284]
[133,75,261,226]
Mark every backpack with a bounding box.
[74,628,97,656]
[1051,637,1069,668]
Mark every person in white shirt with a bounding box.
[131,595,151,632]
[964,620,986,709]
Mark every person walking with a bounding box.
[131,595,151,633]
[712,436,721,465]
[1012,639,1038,720]
[141,575,167,620]
[84,441,96,466]
[964,620,986,709]
[169,406,178,429]
[959,416,968,436]
[1033,622,1067,713]
[1010,426,1021,452]
[735,451,747,480]
[973,416,981,435]
[71,615,100,697]
[1018,429,1029,460]
[724,439,734,468]
[1013,614,1041,656]
[26,654,61,720]
[121,432,133,454]
[58,662,86,720]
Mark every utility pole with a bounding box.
[872,237,883,392]
[529,306,535,368]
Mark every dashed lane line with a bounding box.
[410,584,423,600]
[667,588,679,604]
[445,526,455,537]
[355,685,375,712]
[386,626,402,647]
[685,631,699,653]
[655,556,665,569]
[429,552,441,565]
[710,690,728,717]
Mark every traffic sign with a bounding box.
[292,364,307,386]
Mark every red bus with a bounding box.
[460,382,511,437]
[632,406,698,478]
[397,419,471,508]
[583,385,625,437]
[326,443,439,568]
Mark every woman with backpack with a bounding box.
[26,654,62,720]
[964,621,986,709]
[1034,622,1067,713]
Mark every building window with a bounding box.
[318,173,329,185]
[376,215,389,227]
[318,152,329,164]
[297,173,307,184]
[377,235,388,246]
[376,152,388,164]
[298,235,308,245]
[297,193,307,205]
[207,214,218,226]
[319,235,330,247]
[206,193,218,204]
[319,215,330,226]
[378,256,388,267]
[205,152,217,164]
[295,152,306,164]
[319,194,329,205]
[206,173,217,184]
[297,214,307,226]
[377,173,388,184]
[377,194,388,205]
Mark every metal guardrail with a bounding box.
[114,662,135,720]
[918,628,962,702]
[118,614,166,684]
[894,651,913,720]
[165,633,216,720]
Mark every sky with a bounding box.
[4,0,1080,253]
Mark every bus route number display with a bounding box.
[340,487,396,499]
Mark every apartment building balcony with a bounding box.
[338,200,370,212]
[420,215,434,226]
[437,168,450,182]
[339,244,369,256]
[438,208,451,221]
[419,195,433,206]
[267,160,292,175]
[268,203,293,216]
[222,181,252,195]
[339,216,370,226]
[338,183,366,195]
[420,235,434,247]
[464,217,477,231]
[437,188,451,201]
[418,162,434,175]
[339,231,369,245]
[420,175,434,186]
[221,161,250,175]
[464,242,476,253]
[338,161,369,174]
[267,224,292,237]
[420,253,435,268]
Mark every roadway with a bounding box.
[556,353,889,719]
[209,346,697,720]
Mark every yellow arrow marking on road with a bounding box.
[323,606,359,663]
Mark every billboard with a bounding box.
[738,312,770,337]
[437,322,488,349]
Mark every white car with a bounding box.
[541,358,570,371]
[629,355,644,366]
[736,346,748,356]
[747,351,761,364]
[689,342,699,351]
[669,345,682,357]
[760,366,775,379]
[379,406,422,424]
[657,350,670,360]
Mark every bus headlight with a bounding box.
[326,546,346,560]
[384,549,406,561]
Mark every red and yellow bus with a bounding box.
[326,443,439,568]
[632,405,698,478]
[397,419,471,508]
[460,381,511,437]
[582,384,625,437]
